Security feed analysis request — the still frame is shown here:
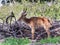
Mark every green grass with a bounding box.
[40,37,60,44]
[0,37,30,45]
[0,0,60,21]
[0,37,60,45]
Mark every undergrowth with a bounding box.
[40,36,60,44]
[0,37,30,45]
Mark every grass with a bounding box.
[0,37,60,45]
[40,37,60,44]
[0,37,30,45]
[0,0,60,21]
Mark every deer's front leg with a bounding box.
[31,27,35,40]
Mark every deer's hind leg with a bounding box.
[46,29,50,38]
[44,25,50,38]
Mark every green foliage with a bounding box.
[0,0,60,20]
[0,37,60,45]
[40,37,60,44]
[0,37,30,45]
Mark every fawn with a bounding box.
[18,9,52,40]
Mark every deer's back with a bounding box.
[25,17,52,28]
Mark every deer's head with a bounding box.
[21,8,27,17]
[18,8,27,21]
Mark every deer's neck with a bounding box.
[18,15,26,21]
[18,16,30,24]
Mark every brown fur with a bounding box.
[18,11,52,40]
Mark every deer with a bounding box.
[18,9,52,40]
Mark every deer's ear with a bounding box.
[24,13,27,16]
[21,12,27,16]
[21,9,27,16]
